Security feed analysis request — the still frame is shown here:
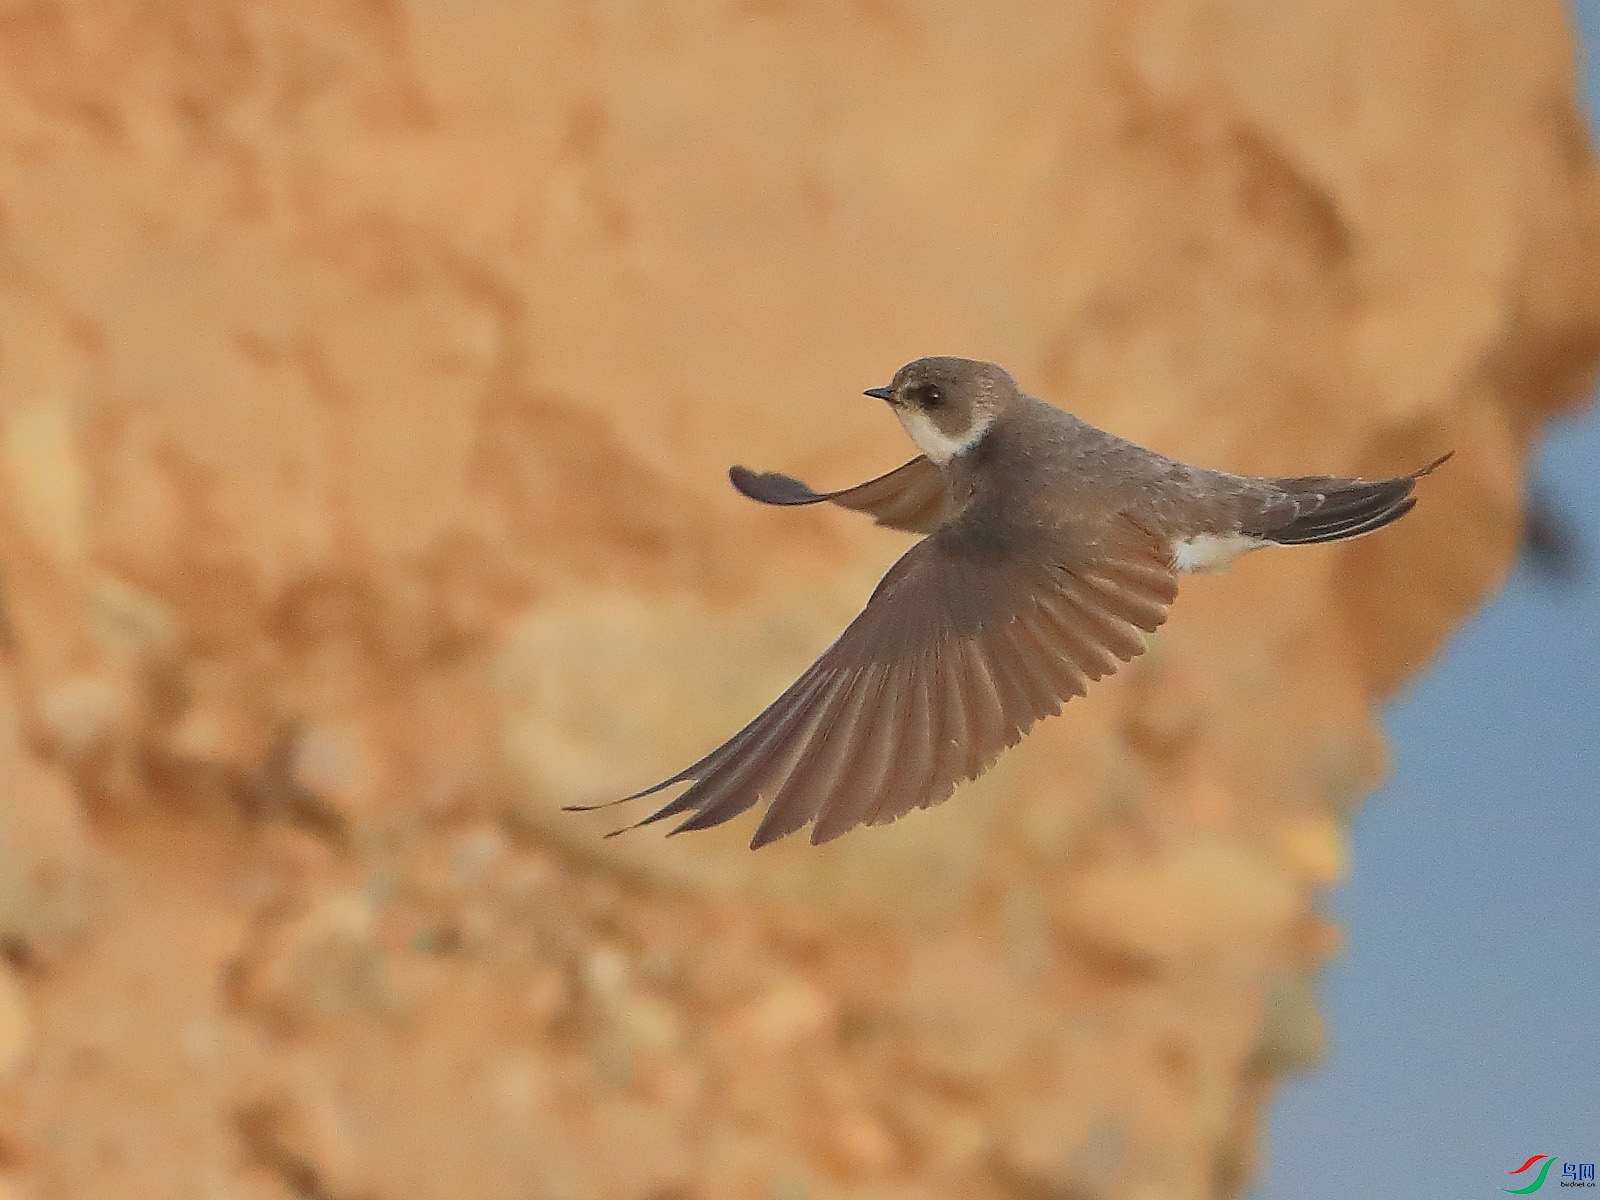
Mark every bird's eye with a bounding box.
[916,384,944,409]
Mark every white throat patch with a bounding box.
[894,406,992,465]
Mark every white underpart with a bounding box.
[1171,532,1266,574]
[894,405,993,465]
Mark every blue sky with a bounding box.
[1257,6,1600,1196]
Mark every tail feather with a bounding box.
[1255,452,1450,547]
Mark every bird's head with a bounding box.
[865,356,1019,464]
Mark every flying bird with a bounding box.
[569,357,1448,849]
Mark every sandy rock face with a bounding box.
[0,1,1597,1198]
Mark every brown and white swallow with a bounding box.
[569,356,1449,849]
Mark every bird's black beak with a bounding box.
[864,386,894,402]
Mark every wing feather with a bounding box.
[866,652,936,827]
[1055,575,1147,661]
[589,508,1179,846]
[958,638,1011,772]
[631,668,841,832]
[811,665,904,844]
[730,457,962,535]
[1006,615,1073,718]
[1036,589,1122,678]
[751,665,877,847]
[926,645,965,803]
[1013,610,1090,701]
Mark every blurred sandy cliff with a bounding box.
[0,2,1597,1198]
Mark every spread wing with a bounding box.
[574,508,1178,848]
[729,456,961,535]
